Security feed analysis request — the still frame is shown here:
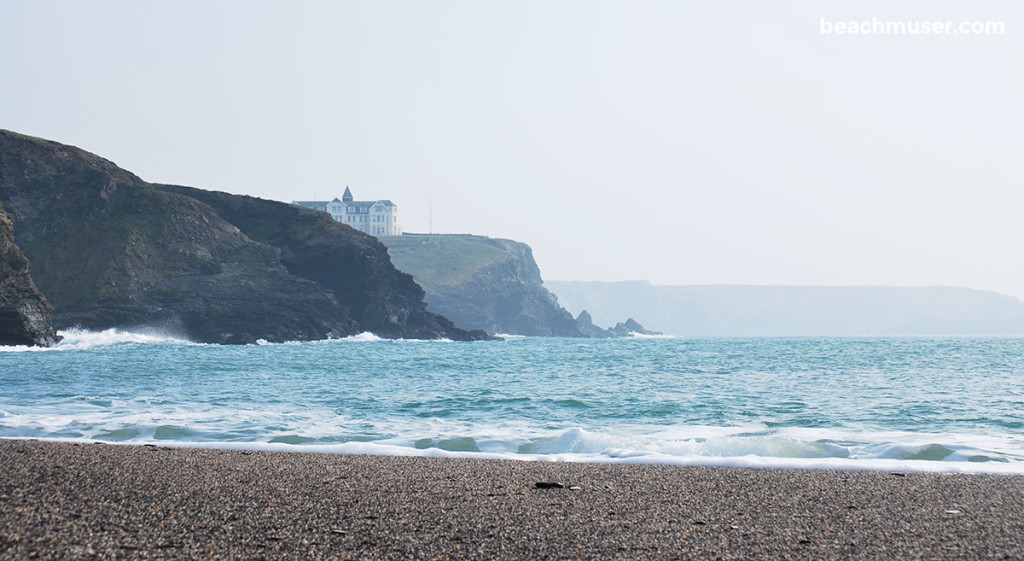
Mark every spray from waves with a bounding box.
[0,328,197,352]
[0,343,49,353]
[252,332,387,346]
[309,332,384,344]
[58,328,197,349]
[306,332,459,344]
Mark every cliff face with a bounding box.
[382,234,583,337]
[0,130,485,343]
[0,202,60,346]
[156,186,487,340]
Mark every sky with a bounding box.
[2,1,1022,299]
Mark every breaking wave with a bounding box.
[4,335,1024,474]
[0,328,195,352]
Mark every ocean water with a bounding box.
[2,329,1023,474]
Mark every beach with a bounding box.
[2,439,1023,560]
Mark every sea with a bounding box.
[2,329,1023,474]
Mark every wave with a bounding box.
[318,332,384,343]
[6,435,1020,474]
[628,332,676,339]
[0,328,196,352]
[3,419,1022,474]
[252,332,466,346]
[1,329,464,351]
[311,333,458,344]
[251,333,387,346]
[253,332,386,346]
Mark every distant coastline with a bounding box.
[546,281,1024,337]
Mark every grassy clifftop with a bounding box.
[383,235,524,288]
[382,234,582,337]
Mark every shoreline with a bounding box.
[4,436,1022,476]
[2,439,1023,560]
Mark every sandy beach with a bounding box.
[1,439,1022,560]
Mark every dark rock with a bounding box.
[576,310,662,338]
[575,310,615,338]
[609,318,662,337]
[0,129,489,343]
[0,202,60,346]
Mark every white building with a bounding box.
[294,187,401,237]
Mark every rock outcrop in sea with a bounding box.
[0,202,60,346]
[574,310,661,338]
[0,129,489,344]
[382,234,584,337]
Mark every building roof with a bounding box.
[293,192,396,211]
[343,199,396,208]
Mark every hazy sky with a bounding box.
[3,1,1022,298]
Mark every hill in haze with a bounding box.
[545,281,1024,337]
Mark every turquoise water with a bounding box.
[2,329,1023,473]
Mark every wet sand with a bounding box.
[1,439,1022,560]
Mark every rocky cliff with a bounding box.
[156,185,486,340]
[0,202,60,346]
[0,130,487,343]
[382,234,583,337]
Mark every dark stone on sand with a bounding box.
[535,481,565,489]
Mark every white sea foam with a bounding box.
[326,332,384,343]
[8,435,1019,475]
[628,332,677,339]
[309,332,456,344]
[59,327,195,347]
[0,328,195,352]
[0,343,49,353]
[5,412,1022,474]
